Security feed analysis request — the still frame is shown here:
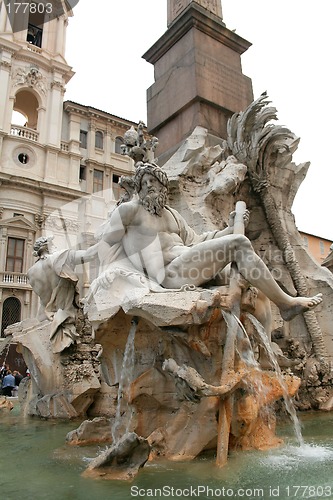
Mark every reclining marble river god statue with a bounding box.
[87,161,322,323]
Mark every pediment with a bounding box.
[0,215,37,231]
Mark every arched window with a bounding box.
[95,130,104,149]
[1,297,21,337]
[12,90,39,130]
[115,136,123,154]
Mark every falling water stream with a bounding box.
[111,317,138,443]
[222,309,305,446]
[1,314,333,498]
[246,313,305,446]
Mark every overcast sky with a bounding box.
[65,1,333,240]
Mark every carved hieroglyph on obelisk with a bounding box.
[168,0,222,26]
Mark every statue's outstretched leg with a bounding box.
[163,234,322,321]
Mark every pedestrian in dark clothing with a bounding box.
[0,363,10,382]
[1,370,15,396]
[13,370,23,386]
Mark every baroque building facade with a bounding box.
[0,2,137,338]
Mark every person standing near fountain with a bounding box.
[27,236,100,353]
[100,162,322,322]
[1,370,15,396]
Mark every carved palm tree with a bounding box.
[226,92,327,364]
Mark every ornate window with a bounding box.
[6,238,25,273]
[80,130,88,149]
[95,131,104,149]
[115,136,123,154]
[93,169,103,193]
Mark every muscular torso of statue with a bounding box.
[119,201,187,281]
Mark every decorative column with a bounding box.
[56,16,65,55]
[67,108,81,154]
[88,119,96,155]
[0,59,12,132]
[47,79,65,147]
[105,123,112,161]
[37,104,47,144]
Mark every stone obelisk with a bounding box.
[143,0,253,163]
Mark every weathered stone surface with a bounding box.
[322,245,333,278]
[83,432,150,481]
[319,389,333,411]
[148,397,220,460]
[162,111,333,384]
[66,417,112,446]
[10,315,101,418]
[0,397,13,413]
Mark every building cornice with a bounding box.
[0,173,85,201]
[12,47,74,81]
[63,101,140,130]
[0,39,21,54]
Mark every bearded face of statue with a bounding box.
[138,173,168,216]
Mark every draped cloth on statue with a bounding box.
[28,249,81,354]
[45,250,81,353]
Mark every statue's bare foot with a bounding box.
[280,293,323,321]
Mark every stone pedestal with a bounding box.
[143,2,253,162]
[83,287,300,461]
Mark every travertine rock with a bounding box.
[83,432,150,481]
[66,416,112,445]
[9,313,101,419]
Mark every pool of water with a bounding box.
[1,403,333,500]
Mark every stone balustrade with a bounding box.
[0,272,29,286]
[10,125,39,142]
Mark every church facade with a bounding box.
[0,3,136,336]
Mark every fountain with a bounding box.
[4,95,333,485]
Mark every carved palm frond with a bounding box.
[227,92,298,190]
[226,93,328,364]
[227,92,277,164]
